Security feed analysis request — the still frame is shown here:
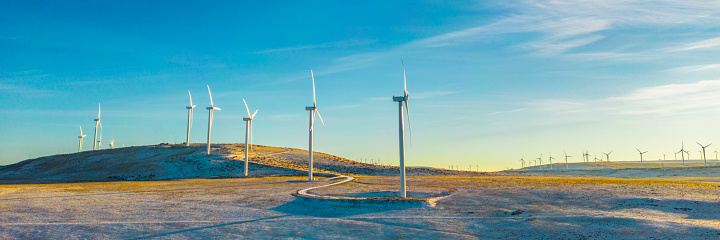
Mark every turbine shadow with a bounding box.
[271,196,427,218]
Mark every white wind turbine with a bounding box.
[186,91,196,147]
[77,126,86,152]
[306,70,325,181]
[110,139,115,149]
[564,151,571,169]
[536,154,543,170]
[697,142,711,167]
[636,148,647,168]
[677,142,687,166]
[93,103,101,150]
[392,63,412,198]
[206,85,221,155]
[602,151,612,169]
[519,155,525,168]
[243,99,258,176]
[548,153,555,170]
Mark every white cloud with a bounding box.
[531,79,720,116]
[673,37,720,51]
[667,64,720,73]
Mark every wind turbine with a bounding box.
[715,149,718,161]
[564,151,571,169]
[392,63,412,198]
[582,150,589,163]
[306,70,325,181]
[77,126,86,152]
[593,155,598,169]
[206,85,221,155]
[243,99,258,176]
[697,142,711,167]
[636,148,647,168]
[186,91,196,147]
[519,155,525,168]
[602,151,612,169]
[536,154,543,170]
[548,153,555,170]
[678,142,687,166]
[110,139,114,149]
[93,103,101,150]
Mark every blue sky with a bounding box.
[2,1,720,171]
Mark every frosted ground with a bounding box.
[1,144,719,239]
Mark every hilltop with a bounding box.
[0,144,486,184]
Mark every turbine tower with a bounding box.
[697,142,711,166]
[77,126,86,152]
[186,91,196,147]
[636,148,647,168]
[392,63,412,198]
[93,103,101,150]
[548,153,555,170]
[206,85,221,155]
[306,70,325,181]
[564,151,571,169]
[97,121,103,149]
[243,99,258,176]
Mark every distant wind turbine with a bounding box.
[636,148,647,168]
[582,150,589,163]
[519,155,525,168]
[186,91,196,147]
[548,153,555,170]
[392,63,412,198]
[593,155,598,169]
[243,99,258,176]
[93,104,101,150]
[206,85,221,155]
[697,142,711,167]
[602,151,612,169]
[77,126,86,152]
[715,149,718,161]
[306,70,325,181]
[536,154,543,170]
[677,142,687,166]
[564,151,571,169]
[110,139,114,149]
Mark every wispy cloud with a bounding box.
[666,64,720,73]
[531,79,720,116]
[253,39,378,54]
[673,36,720,51]
[489,108,526,115]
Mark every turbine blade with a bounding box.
[243,99,251,117]
[207,85,214,108]
[311,70,316,107]
[188,90,193,106]
[250,120,253,147]
[252,109,258,118]
[215,107,221,111]
[404,100,411,143]
[315,109,324,126]
[80,125,83,135]
[402,61,407,95]
[98,103,101,119]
